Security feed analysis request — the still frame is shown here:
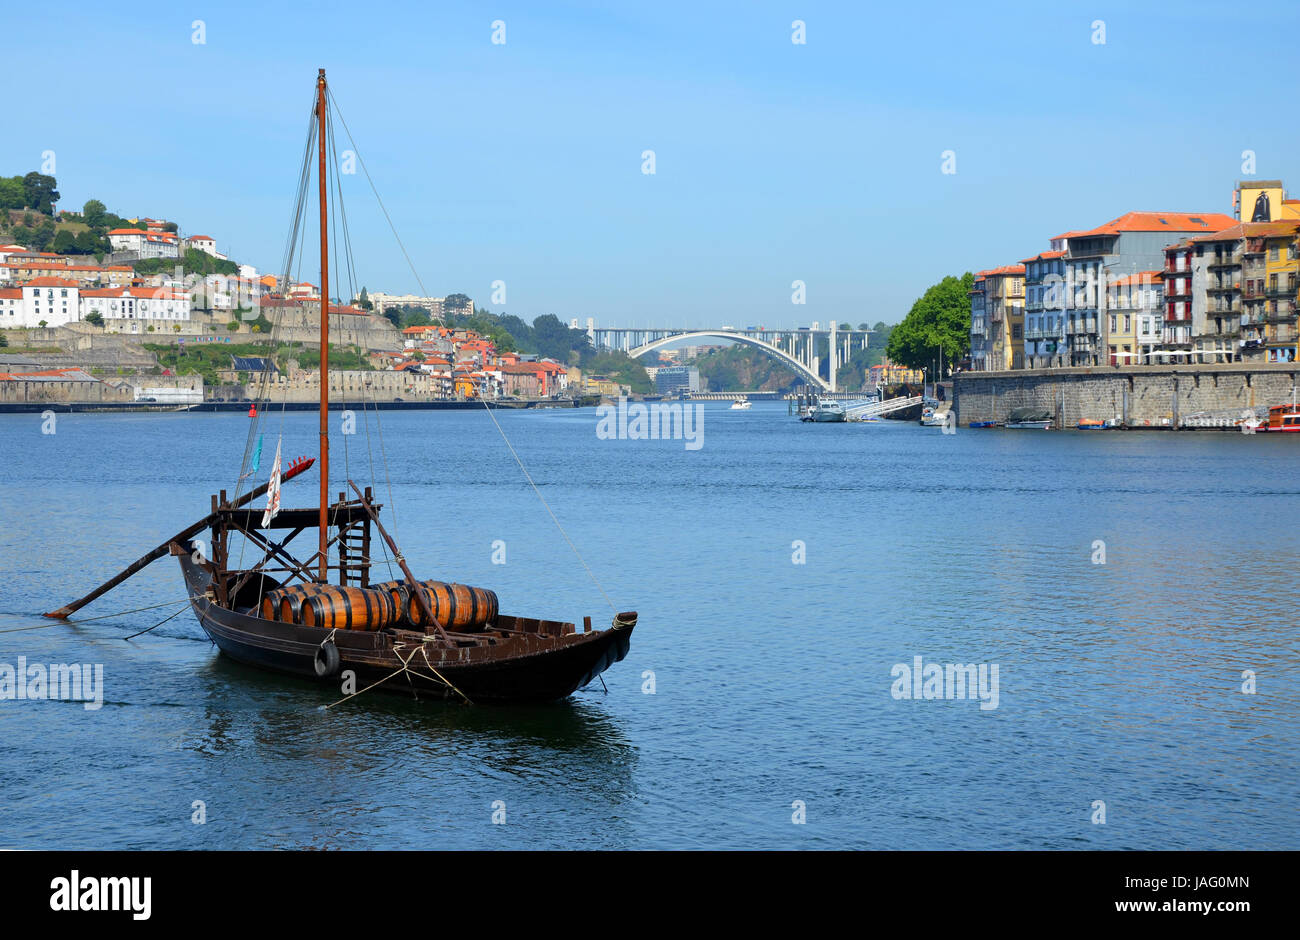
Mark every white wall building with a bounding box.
[81,286,192,324]
[185,235,228,260]
[108,228,180,259]
[18,278,82,327]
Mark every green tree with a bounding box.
[0,177,24,210]
[28,219,56,251]
[52,229,79,254]
[886,273,974,373]
[84,311,104,327]
[83,199,107,228]
[75,230,105,254]
[444,292,472,316]
[22,172,59,214]
[357,286,373,310]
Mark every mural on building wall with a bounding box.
[1251,191,1271,222]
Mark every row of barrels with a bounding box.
[260,580,499,632]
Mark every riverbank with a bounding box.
[0,397,592,414]
[954,362,1300,428]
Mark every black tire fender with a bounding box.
[314,640,341,678]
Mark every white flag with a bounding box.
[261,438,282,527]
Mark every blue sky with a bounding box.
[5,1,1297,328]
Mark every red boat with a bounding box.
[1256,402,1300,433]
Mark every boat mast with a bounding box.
[316,68,330,581]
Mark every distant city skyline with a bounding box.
[4,1,1298,329]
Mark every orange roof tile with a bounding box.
[1065,211,1238,239]
[1187,220,1300,243]
[21,277,81,288]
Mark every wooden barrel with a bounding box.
[368,580,411,621]
[408,579,498,631]
[301,585,398,632]
[270,583,324,624]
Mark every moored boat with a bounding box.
[802,397,847,422]
[920,406,950,427]
[1005,406,1054,430]
[45,69,636,705]
[1256,402,1300,432]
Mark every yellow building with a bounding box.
[974,265,1025,370]
[1261,224,1299,363]
[583,375,622,396]
[1236,180,1300,223]
[867,361,924,386]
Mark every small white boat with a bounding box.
[1005,407,1053,430]
[730,398,752,410]
[802,397,847,422]
[920,406,950,427]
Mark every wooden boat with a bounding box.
[1077,418,1106,430]
[44,70,635,704]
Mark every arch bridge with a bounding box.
[591,326,870,393]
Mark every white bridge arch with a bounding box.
[629,331,829,390]
[590,326,871,392]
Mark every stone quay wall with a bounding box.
[953,363,1300,428]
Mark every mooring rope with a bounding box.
[0,599,192,635]
[323,642,472,708]
[122,605,188,641]
[477,399,618,612]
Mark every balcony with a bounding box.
[1065,318,1098,336]
[1207,251,1243,268]
[1265,284,1296,299]
[970,318,987,335]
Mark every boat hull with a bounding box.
[179,554,633,704]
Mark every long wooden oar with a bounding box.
[44,458,315,619]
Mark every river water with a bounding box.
[0,403,1295,849]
